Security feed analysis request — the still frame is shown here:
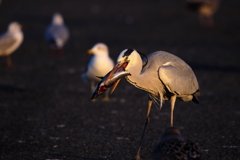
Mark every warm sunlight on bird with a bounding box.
[0,22,23,67]
[91,49,200,159]
[82,43,114,101]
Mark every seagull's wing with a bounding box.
[46,25,69,41]
[0,33,16,51]
[158,63,198,95]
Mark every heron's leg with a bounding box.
[170,95,177,127]
[5,55,13,67]
[136,98,153,160]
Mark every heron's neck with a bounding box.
[125,58,151,93]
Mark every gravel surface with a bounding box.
[0,0,240,159]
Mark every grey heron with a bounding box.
[92,49,200,159]
[152,127,201,160]
[45,13,69,56]
[0,22,23,67]
[82,43,114,101]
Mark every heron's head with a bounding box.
[116,48,140,71]
[104,49,139,94]
[87,43,109,56]
[90,49,135,99]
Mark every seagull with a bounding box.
[82,43,114,101]
[185,0,220,28]
[91,49,200,159]
[0,22,23,67]
[45,13,69,57]
[152,127,201,160]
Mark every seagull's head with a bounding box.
[87,43,109,56]
[52,13,64,25]
[8,22,22,32]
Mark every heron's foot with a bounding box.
[135,154,141,160]
[135,148,141,160]
[102,97,110,102]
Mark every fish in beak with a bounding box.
[91,61,130,99]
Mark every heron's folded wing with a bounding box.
[0,34,17,51]
[158,64,198,95]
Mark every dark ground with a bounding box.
[0,0,240,159]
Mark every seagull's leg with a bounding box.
[5,55,13,67]
[102,89,110,101]
[170,95,177,127]
[59,48,65,57]
[91,81,96,102]
[49,47,55,57]
[91,81,95,92]
[136,98,153,160]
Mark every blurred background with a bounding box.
[0,0,239,159]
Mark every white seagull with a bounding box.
[91,49,200,159]
[45,13,69,56]
[0,22,23,67]
[152,127,201,160]
[82,43,114,101]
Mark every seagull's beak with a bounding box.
[87,49,93,54]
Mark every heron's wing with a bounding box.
[159,63,198,95]
[0,33,16,51]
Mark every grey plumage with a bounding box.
[0,34,17,52]
[91,49,200,159]
[115,50,199,107]
[0,22,23,67]
[45,13,69,50]
[152,127,201,160]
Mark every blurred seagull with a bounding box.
[0,22,23,67]
[186,0,220,28]
[45,13,69,57]
[152,127,201,160]
[81,43,114,101]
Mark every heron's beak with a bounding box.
[111,79,121,94]
[90,61,130,99]
[91,82,108,99]
[106,61,129,94]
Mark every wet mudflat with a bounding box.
[0,0,240,159]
